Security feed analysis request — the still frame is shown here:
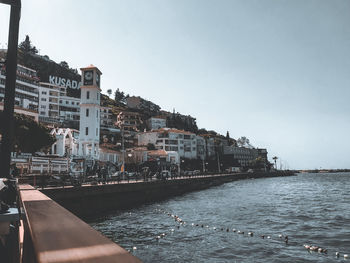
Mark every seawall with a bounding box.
[40,171,295,217]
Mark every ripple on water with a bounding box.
[89,173,350,263]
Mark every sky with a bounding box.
[1,0,350,169]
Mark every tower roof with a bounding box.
[80,64,102,75]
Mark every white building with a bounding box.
[202,136,216,158]
[99,147,120,164]
[196,135,206,160]
[37,82,81,125]
[138,128,199,159]
[100,106,114,127]
[59,95,80,122]
[0,64,39,113]
[50,128,79,157]
[38,82,60,123]
[78,65,102,159]
[0,102,38,122]
[146,116,166,130]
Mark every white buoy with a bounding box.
[171,229,174,232]
[335,252,340,257]
[267,236,271,239]
[344,254,348,259]
[133,246,137,250]
[156,236,161,240]
[304,244,310,249]
[278,234,283,238]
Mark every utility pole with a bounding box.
[217,152,221,173]
[0,0,21,179]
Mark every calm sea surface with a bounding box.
[89,173,350,262]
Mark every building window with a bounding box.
[66,101,68,104]
[41,98,46,101]
[86,108,89,117]
[85,127,88,135]
[42,91,47,95]
[96,110,98,118]
[96,128,98,136]
[87,91,90,99]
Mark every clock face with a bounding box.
[84,70,93,85]
[96,73,100,87]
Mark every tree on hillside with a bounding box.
[208,130,217,136]
[226,131,230,139]
[18,35,38,54]
[114,88,126,104]
[197,128,208,135]
[237,136,253,148]
[0,112,55,153]
[107,89,112,98]
[59,61,69,69]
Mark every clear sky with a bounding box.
[1,0,349,169]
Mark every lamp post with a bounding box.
[272,156,278,170]
[0,0,21,179]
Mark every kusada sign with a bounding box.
[49,75,81,89]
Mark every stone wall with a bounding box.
[41,171,295,217]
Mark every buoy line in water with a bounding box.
[152,208,350,260]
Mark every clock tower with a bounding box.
[78,65,102,159]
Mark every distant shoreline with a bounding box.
[297,169,350,174]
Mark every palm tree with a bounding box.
[272,156,278,170]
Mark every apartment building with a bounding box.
[100,106,115,127]
[59,95,81,123]
[116,111,142,135]
[223,146,259,167]
[0,64,39,114]
[138,128,199,159]
[38,83,60,123]
[146,116,166,130]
